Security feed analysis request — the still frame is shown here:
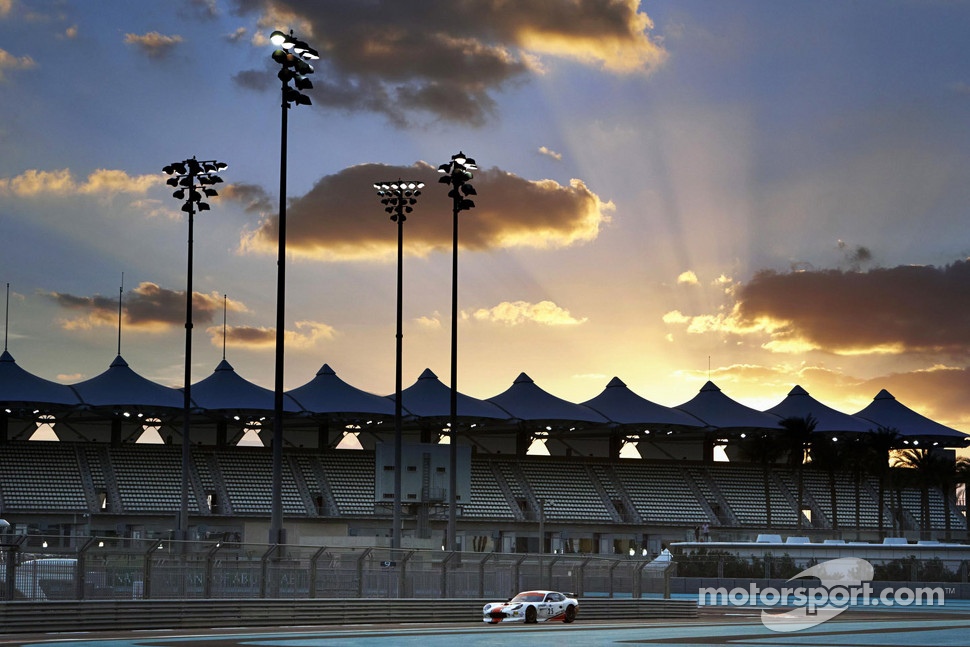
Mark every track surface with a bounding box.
[2,609,970,646]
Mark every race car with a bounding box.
[483,590,579,624]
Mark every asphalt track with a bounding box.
[3,609,970,647]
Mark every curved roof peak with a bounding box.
[418,368,438,380]
[788,385,809,396]
[605,376,626,388]
[513,372,533,384]
[317,363,336,376]
[109,355,129,368]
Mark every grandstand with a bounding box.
[1,352,968,553]
[0,440,966,554]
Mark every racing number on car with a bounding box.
[543,593,563,619]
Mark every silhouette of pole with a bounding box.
[267,29,317,545]
[374,180,424,549]
[437,152,477,551]
[162,156,227,543]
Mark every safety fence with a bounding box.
[673,550,970,583]
[0,535,672,601]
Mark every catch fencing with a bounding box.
[0,534,671,601]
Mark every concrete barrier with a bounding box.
[0,597,697,633]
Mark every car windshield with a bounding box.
[511,592,545,603]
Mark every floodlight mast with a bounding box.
[373,180,424,549]
[437,152,477,551]
[162,156,227,544]
[268,29,316,546]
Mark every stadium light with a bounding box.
[163,156,227,543]
[268,28,316,546]
[373,179,424,549]
[437,151,476,552]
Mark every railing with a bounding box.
[0,535,673,602]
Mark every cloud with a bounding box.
[664,261,970,358]
[46,282,242,332]
[538,146,562,161]
[79,169,162,195]
[470,300,587,326]
[509,0,666,72]
[230,68,272,92]
[226,26,248,42]
[234,162,613,260]
[836,240,873,271]
[186,0,219,19]
[415,314,442,330]
[124,31,183,59]
[0,47,36,81]
[207,320,336,350]
[234,0,665,125]
[220,182,273,213]
[129,198,177,220]
[572,372,608,381]
[0,168,162,197]
[215,324,274,348]
[677,270,699,285]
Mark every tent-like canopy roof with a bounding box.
[190,359,300,414]
[397,368,510,421]
[0,350,80,407]
[286,363,394,417]
[765,385,872,434]
[581,377,704,429]
[70,355,182,410]
[675,381,781,431]
[855,389,969,445]
[487,372,608,425]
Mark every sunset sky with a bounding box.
[1,1,968,437]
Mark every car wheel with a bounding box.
[564,605,576,623]
[525,606,537,624]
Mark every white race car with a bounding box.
[483,590,579,624]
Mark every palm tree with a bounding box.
[838,435,870,536]
[956,457,970,535]
[895,449,962,540]
[892,448,938,539]
[932,453,960,540]
[809,435,844,532]
[779,415,817,530]
[864,427,901,539]
[738,431,786,529]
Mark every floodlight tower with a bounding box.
[437,152,477,551]
[267,28,318,545]
[162,156,227,543]
[373,180,424,549]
